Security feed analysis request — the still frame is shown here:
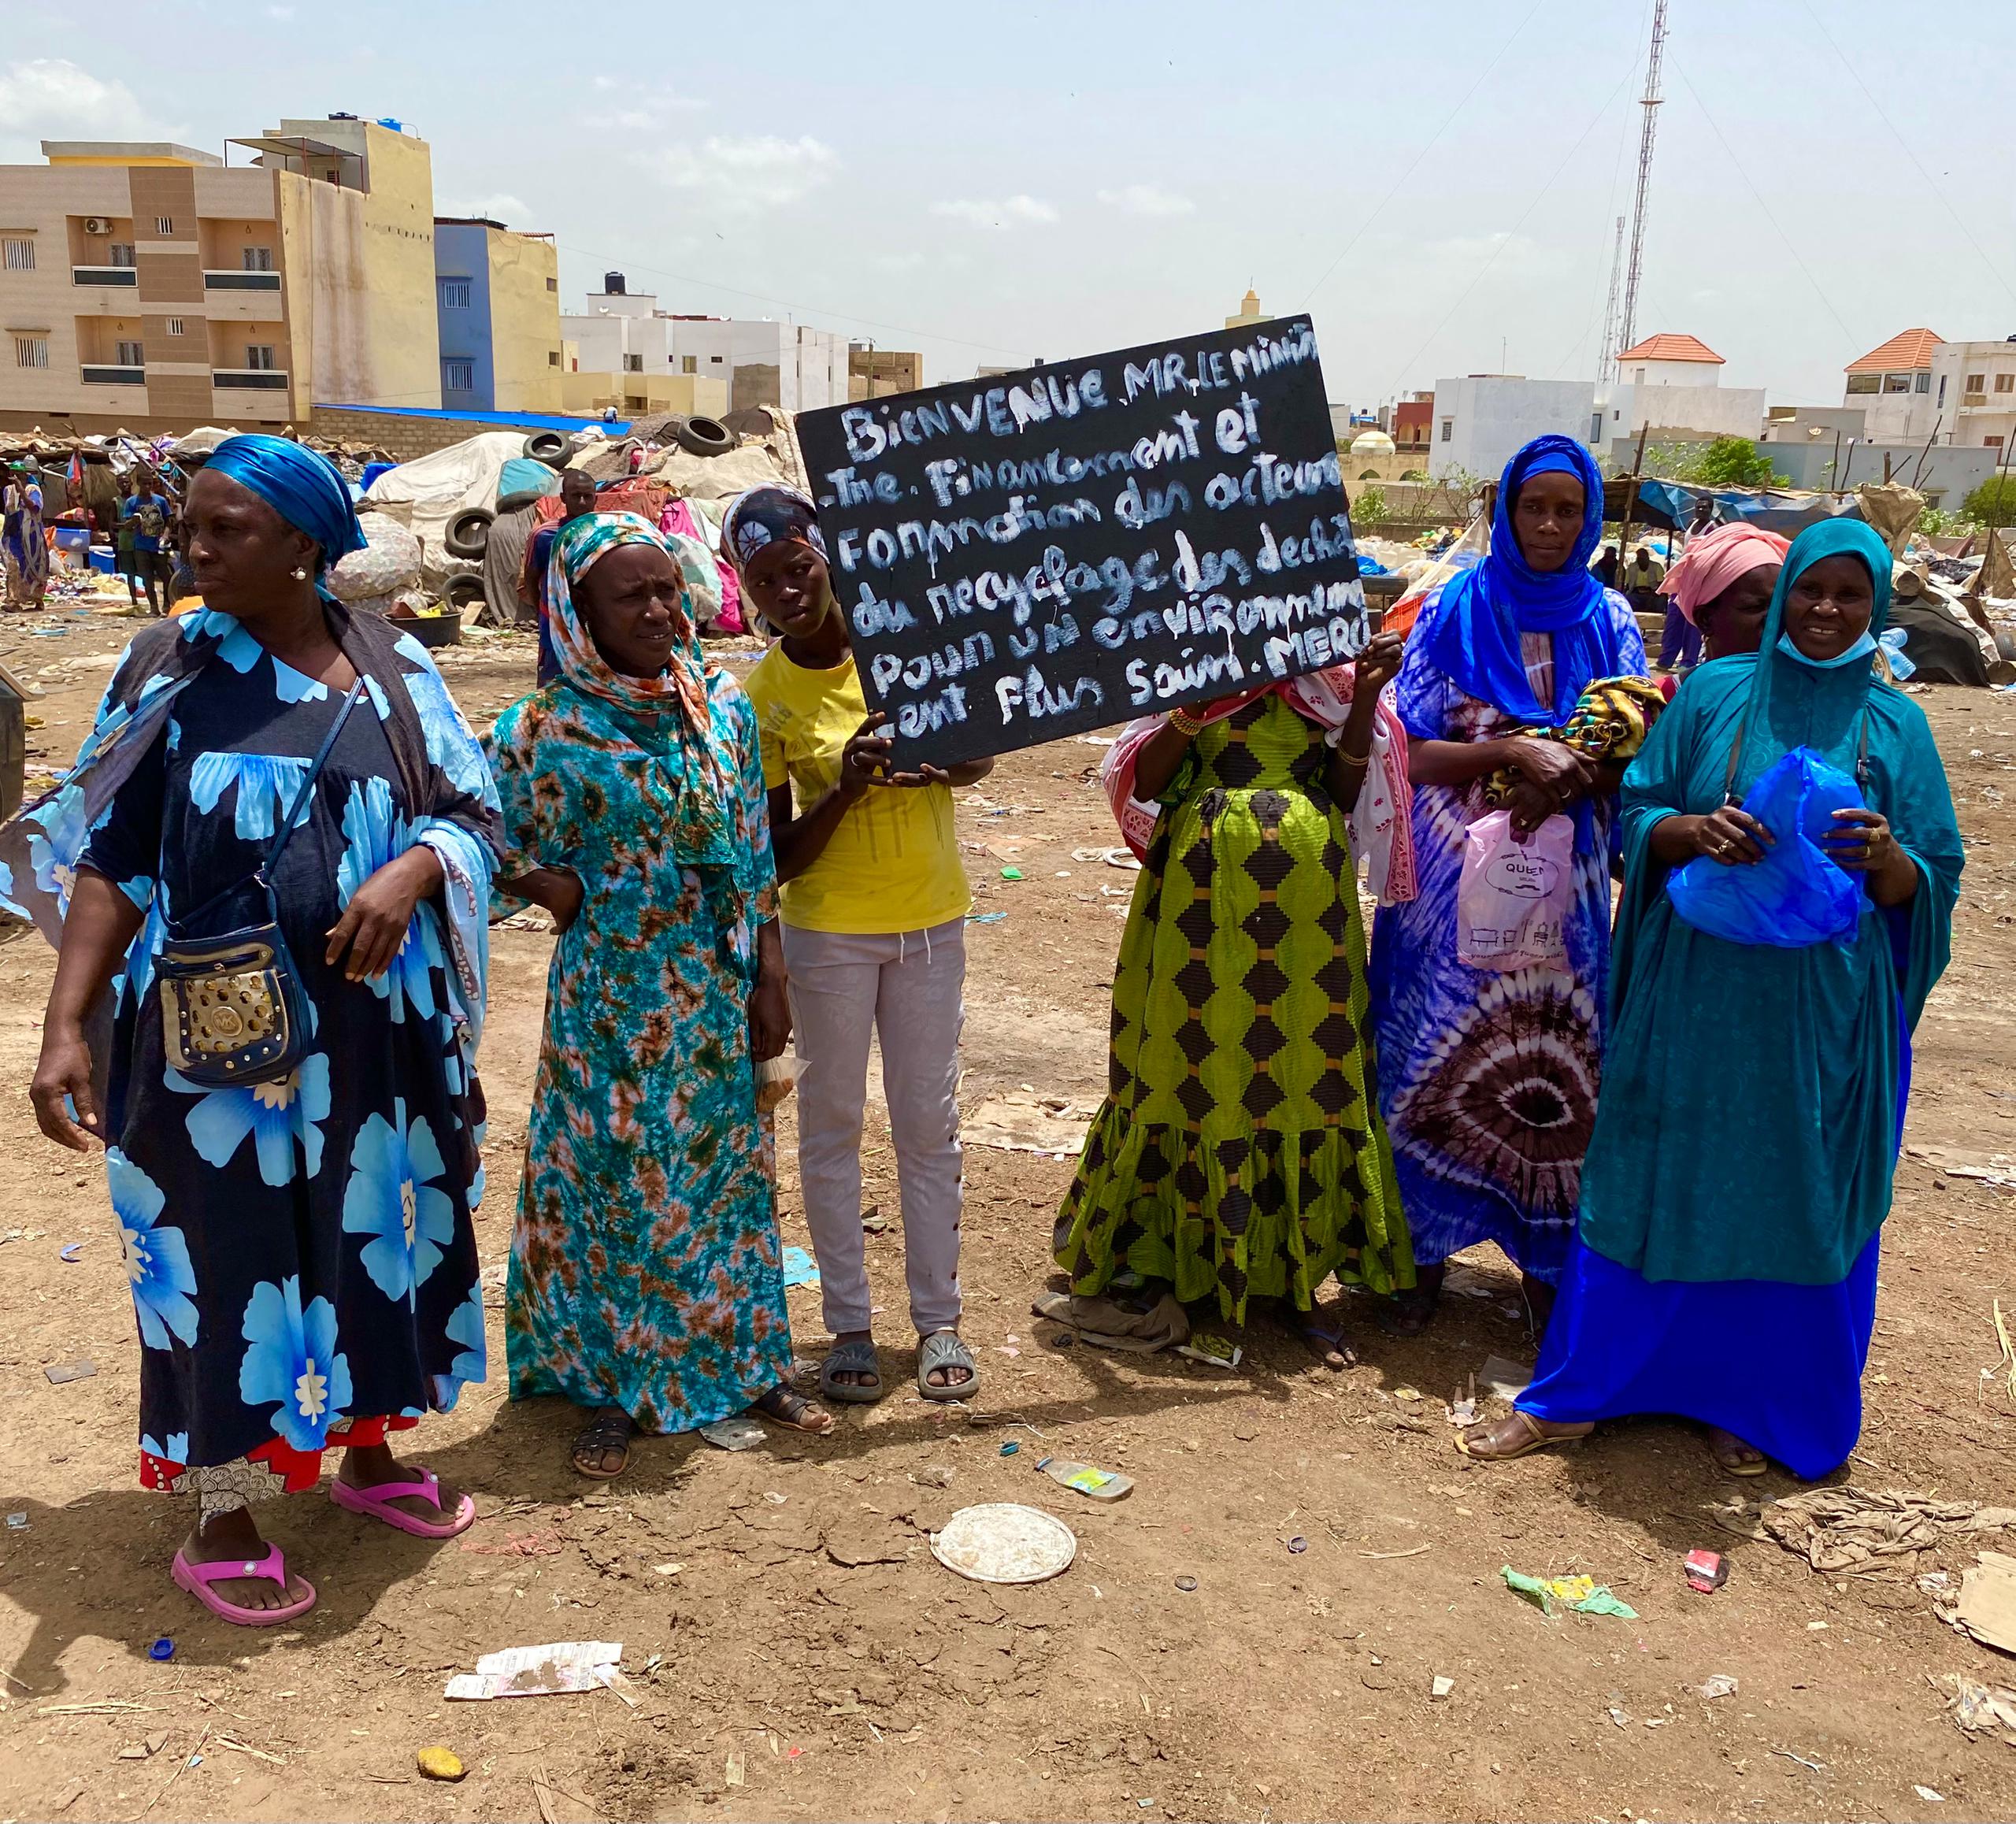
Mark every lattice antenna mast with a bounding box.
[1598,213,1626,384]
[1617,0,1669,363]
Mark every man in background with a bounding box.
[122,469,174,615]
[519,468,598,687]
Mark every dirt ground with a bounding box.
[1,590,2014,1824]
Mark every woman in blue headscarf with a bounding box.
[1368,436,1650,1329]
[1458,520,1960,1476]
[4,436,502,1626]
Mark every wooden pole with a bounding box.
[1908,416,1943,490]
[1829,429,1843,495]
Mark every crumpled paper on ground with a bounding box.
[1762,1486,2016,1577]
[1947,1674,2016,1740]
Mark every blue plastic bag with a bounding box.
[1666,747,1866,947]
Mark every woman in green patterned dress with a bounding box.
[1055,632,1416,1363]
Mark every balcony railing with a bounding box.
[72,266,138,287]
[213,368,287,390]
[80,365,144,386]
[204,270,281,292]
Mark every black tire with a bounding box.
[523,431,571,467]
[443,573,486,612]
[676,416,736,458]
[444,507,493,558]
[495,487,550,514]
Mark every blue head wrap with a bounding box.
[1419,434,1619,726]
[203,435,365,593]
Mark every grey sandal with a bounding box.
[917,1329,979,1402]
[817,1338,884,1404]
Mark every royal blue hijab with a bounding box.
[204,434,365,594]
[1420,434,1620,726]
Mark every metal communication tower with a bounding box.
[1598,214,1626,384]
[1617,0,1669,364]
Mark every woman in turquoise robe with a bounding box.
[1458,519,1962,1479]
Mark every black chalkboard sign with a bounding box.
[795,313,1367,768]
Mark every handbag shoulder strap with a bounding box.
[264,678,365,877]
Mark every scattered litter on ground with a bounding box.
[1174,1335,1243,1370]
[782,1246,820,1288]
[964,1091,1093,1155]
[965,910,1008,925]
[911,1466,956,1489]
[1286,1535,1309,1554]
[444,1640,624,1701]
[999,866,1025,881]
[1031,1288,1189,1354]
[1955,1551,2016,1655]
[1996,1299,2016,1403]
[147,1637,173,1662]
[861,1204,888,1233]
[5,1513,25,1529]
[1606,1704,1631,1728]
[1447,1371,1478,1425]
[1914,1785,1947,1802]
[1763,1486,2016,1576]
[1036,1457,1133,1501]
[43,1358,95,1384]
[1685,1549,1729,1592]
[931,1503,1076,1585]
[698,1416,765,1452]
[1700,1674,1739,1700]
[117,1732,169,1760]
[1502,1566,1639,1619]
[999,1440,1020,1457]
[57,1242,84,1262]
[1945,1674,2016,1738]
[1174,1575,1199,1592]
[1772,1748,1826,1774]
[417,1746,465,1781]
[1477,1355,1533,1402]
[1430,1675,1455,1700]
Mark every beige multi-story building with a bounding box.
[0,118,442,436]
[848,344,923,401]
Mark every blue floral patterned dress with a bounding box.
[0,607,499,1511]
[491,665,792,1433]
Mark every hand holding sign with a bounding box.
[838,711,958,797]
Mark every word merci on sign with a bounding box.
[795,315,1370,768]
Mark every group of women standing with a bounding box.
[4,424,1963,1628]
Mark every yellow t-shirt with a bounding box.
[742,647,971,936]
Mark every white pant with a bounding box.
[783,920,965,1337]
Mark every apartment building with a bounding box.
[1927,337,2016,452]
[0,117,440,436]
[434,217,564,413]
[848,343,923,401]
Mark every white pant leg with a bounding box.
[783,925,889,1336]
[875,920,968,1336]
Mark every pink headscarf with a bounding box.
[1659,523,1791,626]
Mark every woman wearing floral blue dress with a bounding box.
[491,511,828,1481]
[6,436,501,1626]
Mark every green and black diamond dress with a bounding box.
[1055,695,1414,1323]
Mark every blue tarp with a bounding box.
[317,402,632,434]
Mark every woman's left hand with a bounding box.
[326,847,443,982]
[1350,630,1406,695]
[749,974,791,1063]
[1821,807,1902,873]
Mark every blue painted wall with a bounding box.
[434,222,496,412]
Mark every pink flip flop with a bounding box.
[328,1466,475,1540]
[171,1544,317,1627]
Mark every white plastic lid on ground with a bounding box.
[930,1503,1077,1584]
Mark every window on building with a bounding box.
[438,276,471,310]
[443,358,474,391]
[1440,419,1452,442]
[115,340,143,366]
[1965,373,1986,395]
[545,276,558,292]
[109,243,135,268]
[1845,374,1879,395]
[1939,375,1948,407]
[1884,373,1912,393]
[245,344,276,370]
[681,355,697,375]
[710,354,724,364]
[15,336,48,369]
[547,350,560,366]
[623,353,643,373]
[2,237,35,271]
[1634,367,1646,383]
[624,395,647,412]
[1915,372,1931,393]
[1998,373,2015,395]
[242,247,274,272]
[1988,435,2006,450]
[167,317,184,336]
[154,216,174,236]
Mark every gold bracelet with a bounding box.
[1335,743,1370,766]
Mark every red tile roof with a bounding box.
[1617,332,1725,365]
[1845,328,1944,374]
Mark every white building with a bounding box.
[561,279,847,414]
[1926,336,2016,453]
[1842,328,1941,443]
[1595,333,1766,447]
[1428,376,1595,481]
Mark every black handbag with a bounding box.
[157,680,363,1088]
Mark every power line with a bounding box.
[1297,0,1544,310]
[1796,0,2016,310]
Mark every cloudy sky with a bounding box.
[3,0,2011,410]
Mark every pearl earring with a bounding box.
[290,566,309,580]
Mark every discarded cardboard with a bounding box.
[444,1640,624,1701]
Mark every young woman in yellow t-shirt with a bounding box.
[726,488,995,1404]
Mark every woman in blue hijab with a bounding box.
[1460,519,1961,1476]
[5,436,502,1625]
[1368,436,1649,1330]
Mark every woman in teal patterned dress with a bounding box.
[491,511,830,1478]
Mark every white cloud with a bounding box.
[639,134,836,210]
[438,192,532,224]
[598,83,706,131]
[931,195,1058,230]
[0,58,181,156]
[1096,183,1194,218]
[266,4,295,17]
